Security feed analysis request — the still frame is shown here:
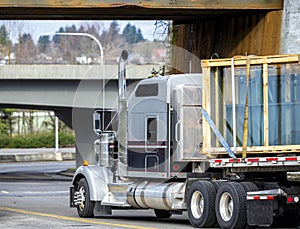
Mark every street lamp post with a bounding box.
[43,32,105,152]
[55,116,59,153]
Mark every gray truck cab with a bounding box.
[127,74,203,179]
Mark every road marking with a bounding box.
[0,206,157,229]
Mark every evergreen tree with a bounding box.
[37,35,51,53]
[65,24,77,32]
[0,108,15,136]
[136,28,144,42]
[53,27,64,44]
[109,21,120,37]
[20,33,32,44]
[122,23,145,44]
[0,25,8,46]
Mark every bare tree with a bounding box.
[17,33,37,64]
[1,20,24,64]
[153,20,170,42]
[101,21,125,54]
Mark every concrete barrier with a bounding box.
[0,148,75,163]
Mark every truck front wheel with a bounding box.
[76,178,95,218]
[187,181,217,227]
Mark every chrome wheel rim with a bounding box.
[78,186,86,211]
[191,190,204,219]
[219,192,233,221]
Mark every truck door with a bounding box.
[127,79,169,178]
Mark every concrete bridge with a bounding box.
[0,64,157,165]
[0,64,153,113]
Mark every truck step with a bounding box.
[101,183,131,207]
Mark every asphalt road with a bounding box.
[0,161,191,229]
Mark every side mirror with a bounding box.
[93,111,101,134]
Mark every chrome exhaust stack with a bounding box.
[117,50,128,177]
[118,50,128,101]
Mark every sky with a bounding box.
[9,20,160,43]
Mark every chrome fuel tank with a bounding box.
[127,182,185,210]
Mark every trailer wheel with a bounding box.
[187,181,216,228]
[76,178,95,218]
[154,209,172,218]
[215,182,247,229]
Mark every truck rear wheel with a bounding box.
[215,182,247,229]
[187,181,217,228]
[211,180,226,191]
[76,178,95,218]
[241,182,258,192]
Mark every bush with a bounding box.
[0,131,75,148]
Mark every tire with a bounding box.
[263,182,279,190]
[187,181,217,228]
[76,178,95,218]
[215,182,247,229]
[154,209,172,218]
[212,180,226,191]
[241,182,258,192]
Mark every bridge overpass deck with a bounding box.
[0,64,155,110]
[0,0,283,20]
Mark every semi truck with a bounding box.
[70,51,300,228]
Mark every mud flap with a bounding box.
[247,200,273,227]
[70,186,75,207]
[93,201,112,216]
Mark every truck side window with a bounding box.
[147,117,157,145]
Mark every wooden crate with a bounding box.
[201,54,300,158]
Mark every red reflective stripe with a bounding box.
[247,158,259,163]
[229,158,241,163]
[285,157,297,161]
[215,160,222,163]
[251,196,274,200]
[266,157,278,162]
